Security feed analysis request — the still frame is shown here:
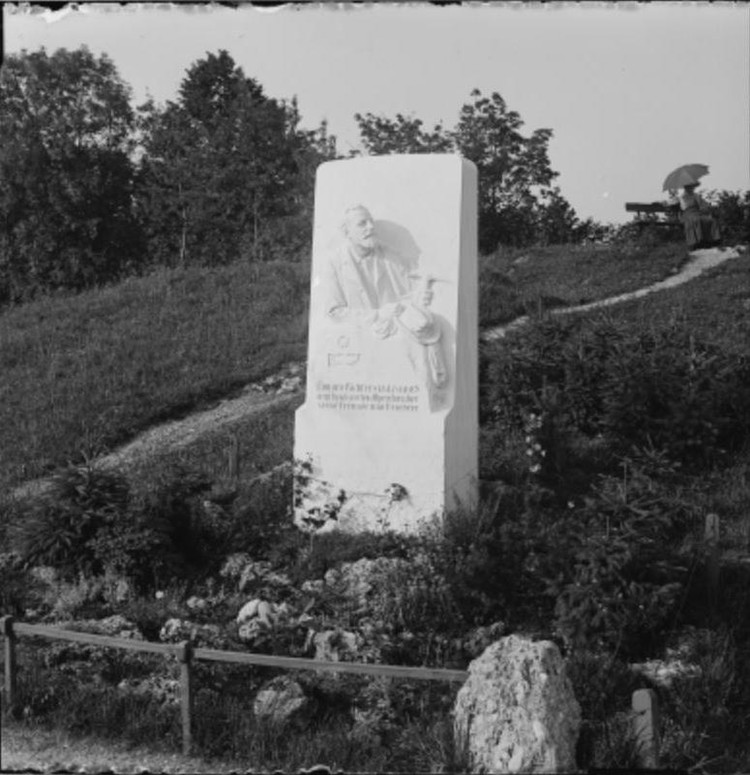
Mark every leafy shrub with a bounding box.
[9,461,234,592]
[43,574,111,621]
[433,449,703,661]
[566,650,643,768]
[360,550,462,666]
[547,459,699,658]
[429,495,557,632]
[483,314,750,475]
[702,189,750,245]
[225,465,300,561]
[122,466,215,585]
[599,328,750,466]
[0,551,34,616]
[658,628,750,772]
[118,583,191,641]
[11,464,130,579]
[290,529,413,584]
[613,220,682,251]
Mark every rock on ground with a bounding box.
[253,675,310,726]
[454,634,580,774]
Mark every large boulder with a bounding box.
[454,635,580,774]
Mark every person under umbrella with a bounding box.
[662,164,721,250]
[678,181,721,250]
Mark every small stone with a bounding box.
[253,676,310,726]
[236,599,261,624]
[312,629,362,662]
[186,595,208,611]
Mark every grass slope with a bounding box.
[0,238,730,499]
[0,262,309,491]
[2,238,750,773]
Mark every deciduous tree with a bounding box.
[354,112,452,155]
[353,89,581,251]
[137,50,334,267]
[0,47,144,303]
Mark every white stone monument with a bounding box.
[293,154,478,534]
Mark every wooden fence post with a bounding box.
[632,688,660,769]
[705,512,720,615]
[2,616,18,718]
[177,640,193,757]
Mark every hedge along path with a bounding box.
[9,244,744,503]
[1,617,468,757]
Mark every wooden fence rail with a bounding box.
[1,616,467,756]
[1,513,727,762]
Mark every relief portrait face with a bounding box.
[344,207,376,252]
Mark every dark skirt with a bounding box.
[683,210,721,249]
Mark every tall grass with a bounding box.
[0,239,734,495]
[479,241,688,326]
[598,249,750,355]
[7,639,465,772]
[0,261,310,490]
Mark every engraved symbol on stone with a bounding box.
[337,335,351,349]
[328,353,361,367]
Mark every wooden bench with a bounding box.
[625,202,683,236]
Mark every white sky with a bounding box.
[4,2,749,225]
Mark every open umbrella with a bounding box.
[663,163,709,192]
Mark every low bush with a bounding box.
[483,313,750,474]
[703,189,750,245]
[658,628,750,773]
[11,465,130,579]
[9,462,230,594]
[0,551,35,617]
[566,650,642,769]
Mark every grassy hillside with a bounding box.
[592,248,750,353]
[1,240,690,494]
[479,240,687,325]
[0,261,309,490]
[3,239,750,772]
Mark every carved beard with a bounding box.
[353,234,376,253]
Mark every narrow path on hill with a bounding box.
[10,244,745,503]
[482,244,745,341]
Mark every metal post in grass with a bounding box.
[176,640,193,757]
[632,688,660,769]
[1,616,18,717]
[705,512,720,615]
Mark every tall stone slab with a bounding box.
[294,154,478,534]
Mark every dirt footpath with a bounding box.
[1,722,248,774]
[483,244,745,341]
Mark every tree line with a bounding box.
[1,46,594,305]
